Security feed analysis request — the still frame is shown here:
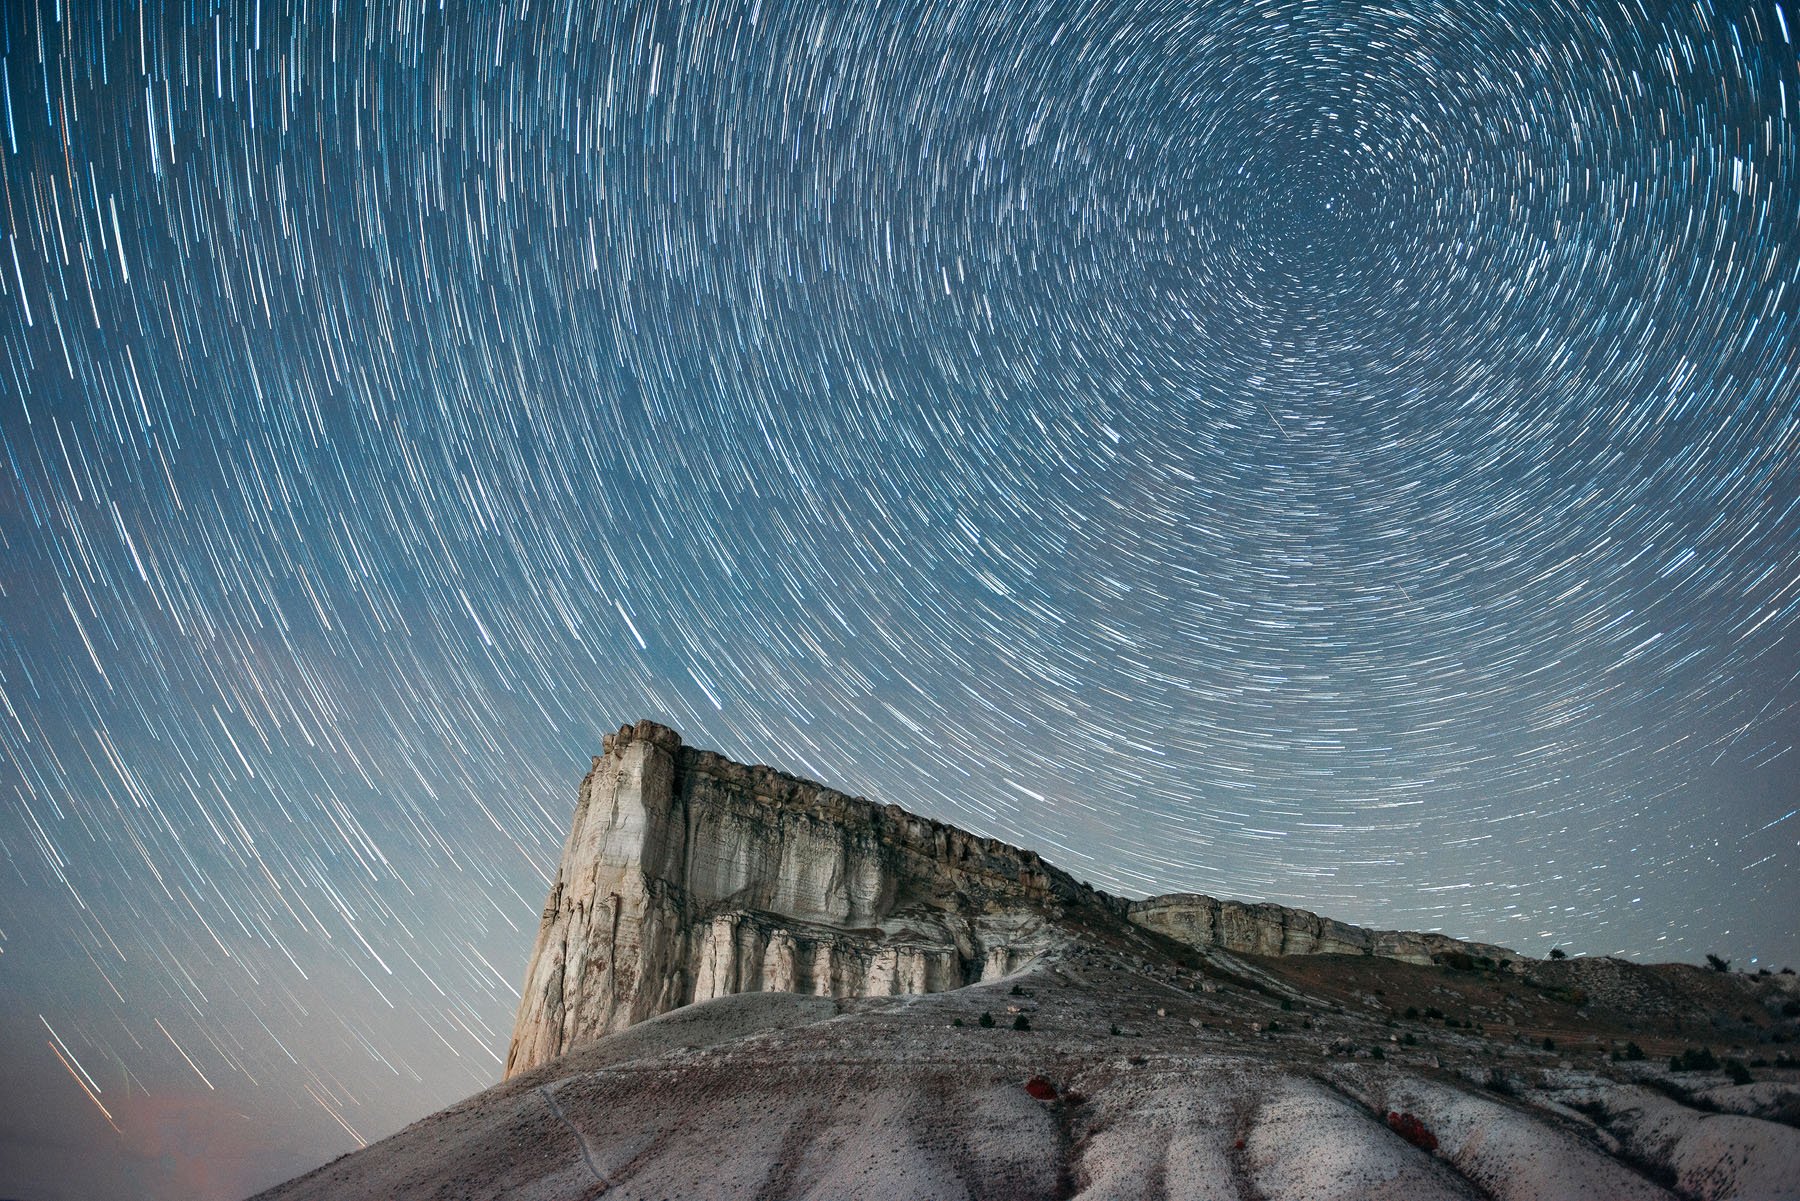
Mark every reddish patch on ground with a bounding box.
[1386,1110,1439,1152]
[1024,1076,1058,1101]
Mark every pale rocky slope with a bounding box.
[256,720,1800,1200]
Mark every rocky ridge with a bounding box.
[259,720,1800,1201]
[505,719,1517,1078]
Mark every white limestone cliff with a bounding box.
[505,719,1520,1077]
[504,720,1077,1077]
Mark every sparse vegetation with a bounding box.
[1109,1023,1122,1036]
[1669,1047,1720,1073]
[1706,953,1731,973]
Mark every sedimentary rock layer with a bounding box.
[504,720,1085,1077]
[505,719,1519,1077]
[1129,894,1517,966]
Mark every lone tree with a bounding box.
[1706,953,1731,973]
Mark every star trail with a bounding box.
[2,0,1798,1195]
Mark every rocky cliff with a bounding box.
[504,720,1099,1076]
[505,719,1523,1078]
[1130,895,1517,966]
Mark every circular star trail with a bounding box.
[2,0,1798,1194]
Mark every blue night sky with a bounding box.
[1,0,1797,1196]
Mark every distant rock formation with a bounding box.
[1130,894,1517,966]
[505,719,1517,1077]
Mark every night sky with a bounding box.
[2,0,1798,1196]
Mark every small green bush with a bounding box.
[978,1011,995,1029]
[1670,1047,1719,1072]
[1725,1059,1753,1086]
[1549,949,1567,960]
[1013,1014,1032,1032]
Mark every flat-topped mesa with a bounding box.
[1128,894,1517,967]
[504,720,1100,1078]
[506,720,1520,1078]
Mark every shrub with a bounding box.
[1706,953,1731,973]
[1543,1037,1557,1052]
[1549,949,1567,960]
[1782,1000,1800,1018]
[1010,984,1025,996]
[1624,1041,1646,1061]
[1485,1069,1517,1097]
[1013,1014,1032,1031]
[1110,1023,1122,1036]
[1670,1047,1719,1072]
[979,1011,995,1028]
[1281,998,1294,1011]
[1370,1044,1385,1060]
[1725,1059,1753,1086]
[952,1018,964,1027]
[1405,1006,1421,1020]
[1402,1032,1418,1046]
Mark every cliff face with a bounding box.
[506,719,1519,1077]
[504,720,1093,1077]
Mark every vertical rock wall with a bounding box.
[504,720,1082,1078]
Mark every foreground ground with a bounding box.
[253,932,1800,1201]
